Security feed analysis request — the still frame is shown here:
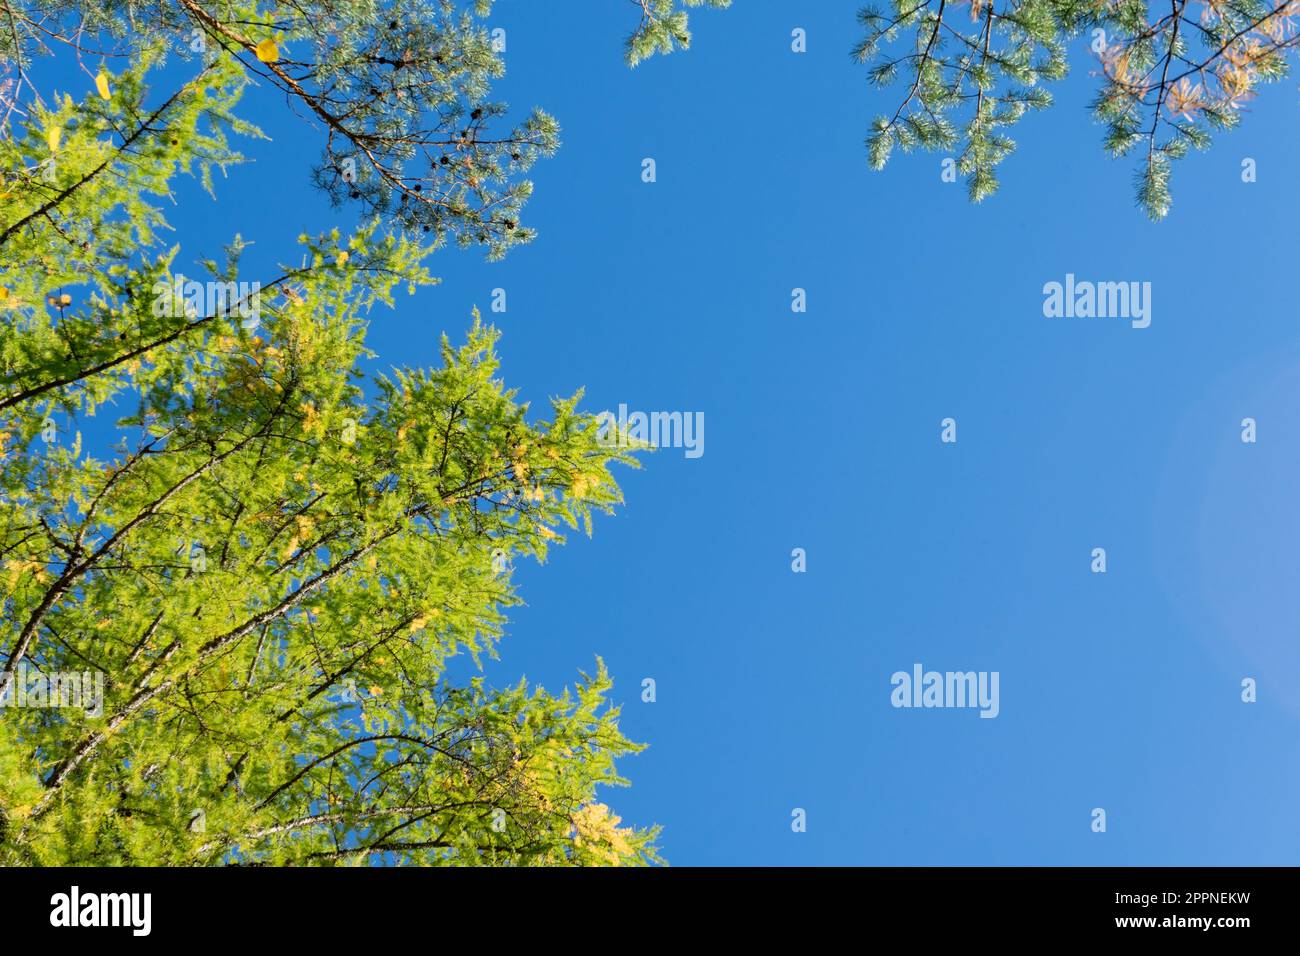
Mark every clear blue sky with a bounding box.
[54,2,1300,864]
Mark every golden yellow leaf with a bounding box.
[255,38,280,64]
[47,125,61,152]
[300,401,321,434]
[4,558,48,588]
[95,72,111,100]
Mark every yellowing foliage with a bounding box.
[255,38,280,64]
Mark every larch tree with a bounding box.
[0,2,663,865]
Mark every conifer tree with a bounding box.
[559,0,1300,218]
[0,6,660,865]
[857,0,1300,219]
[1,0,560,257]
[624,0,732,66]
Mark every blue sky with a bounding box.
[47,2,1300,864]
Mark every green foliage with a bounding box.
[1089,0,1292,220]
[0,33,657,864]
[856,0,1078,206]
[624,0,731,67]
[858,0,1300,218]
[3,1,559,258]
